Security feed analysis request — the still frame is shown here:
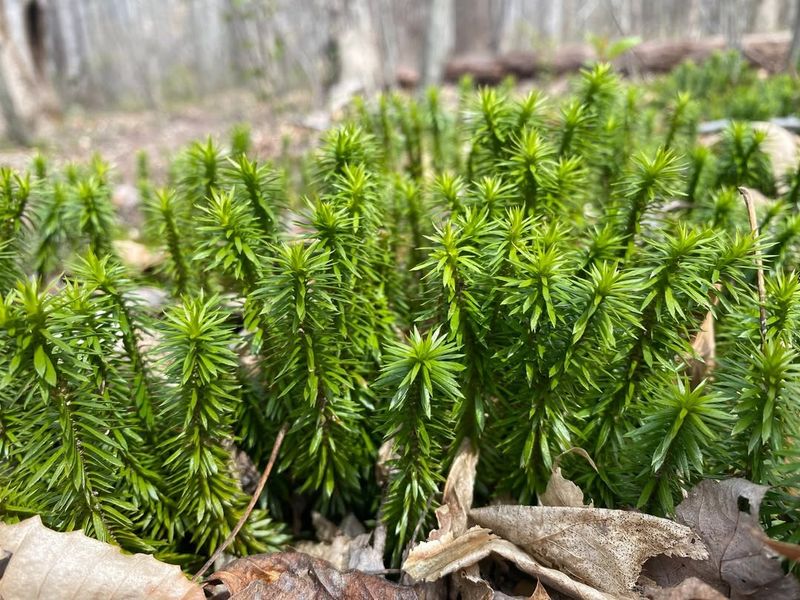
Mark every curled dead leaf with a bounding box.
[0,516,203,600]
[469,505,707,597]
[403,526,614,600]
[433,438,479,539]
[538,448,597,508]
[531,580,551,599]
[292,512,383,573]
[689,308,716,387]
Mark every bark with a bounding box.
[421,0,454,85]
[326,0,384,110]
[2,0,796,116]
[788,0,800,73]
[0,0,58,144]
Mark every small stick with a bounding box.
[739,187,768,349]
[193,422,289,582]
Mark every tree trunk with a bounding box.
[327,0,384,110]
[787,0,800,73]
[422,0,454,85]
[0,0,59,144]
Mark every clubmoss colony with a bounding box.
[1,52,799,565]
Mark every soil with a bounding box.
[0,88,323,185]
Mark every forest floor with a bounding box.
[0,88,323,183]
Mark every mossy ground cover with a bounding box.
[1,52,798,568]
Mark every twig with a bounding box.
[193,422,289,582]
[361,568,403,575]
[739,187,768,349]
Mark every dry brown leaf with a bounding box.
[127,286,169,313]
[0,516,203,600]
[644,479,800,600]
[531,580,551,599]
[293,536,354,571]
[376,439,399,486]
[646,577,726,600]
[404,527,495,582]
[455,569,495,600]
[432,438,479,540]
[538,448,596,508]
[347,532,387,573]
[469,505,707,597]
[403,526,614,600]
[293,513,383,573]
[206,552,418,599]
[689,308,716,387]
[538,468,588,508]
[426,438,489,598]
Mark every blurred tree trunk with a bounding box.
[0,0,58,144]
[788,0,800,73]
[721,0,749,49]
[327,0,384,110]
[421,0,453,85]
[454,0,491,54]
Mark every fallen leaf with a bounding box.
[469,505,707,597]
[645,577,726,600]
[742,512,800,562]
[531,579,551,599]
[0,516,203,600]
[294,536,354,571]
[347,532,386,572]
[689,308,716,387]
[433,438,479,539]
[404,527,614,600]
[127,286,169,313]
[293,513,381,572]
[206,552,418,599]
[403,526,614,600]
[455,569,495,600]
[643,478,800,600]
[538,467,588,508]
[538,448,596,508]
[405,527,495,582]
[376,439,399,486]
[427,439,494,597]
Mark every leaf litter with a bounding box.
[1,449,797,599]
[642,478,800,600]
[0,516,203,600]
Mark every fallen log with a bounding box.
[442,32,793,84]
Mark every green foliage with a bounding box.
[145,189,192,295]
[377,328,463,552]
[3,53,800,569]
[628,378,731,514]
[157,293,283,555]
[230,123,252,157]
